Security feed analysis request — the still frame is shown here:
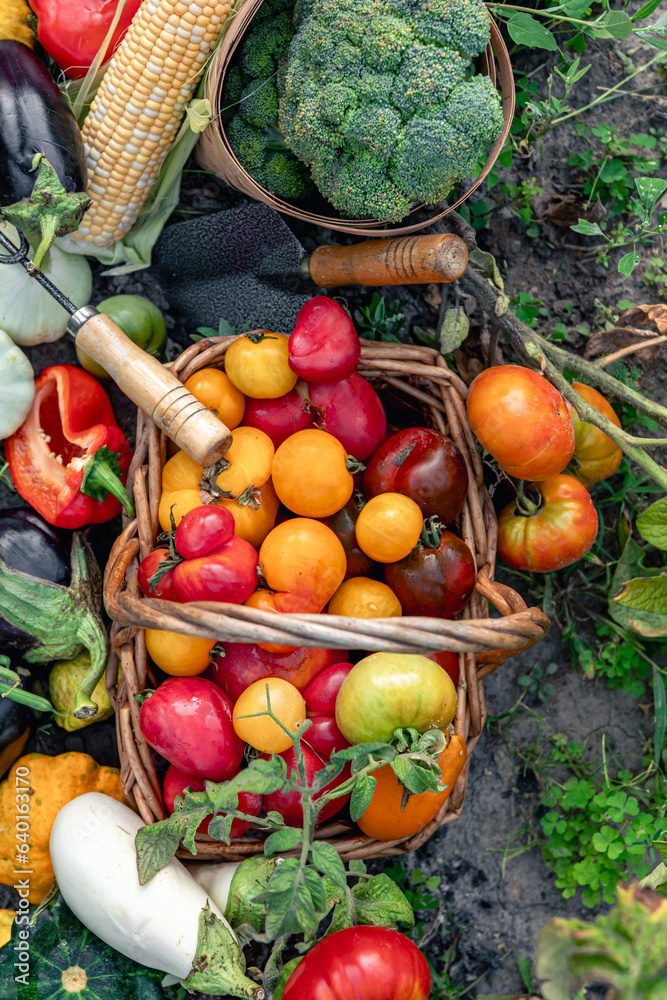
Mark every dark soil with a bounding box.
[1,22,666,999]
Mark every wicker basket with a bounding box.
[104,339,549,860]
[196,1,515,237]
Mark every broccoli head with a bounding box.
[278,0,504,221]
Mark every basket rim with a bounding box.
[201,3,516,237]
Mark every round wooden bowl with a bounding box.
[104,339,549,860]
[197,2,515,236]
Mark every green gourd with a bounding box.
[0,891,164,999]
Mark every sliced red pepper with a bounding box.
[5,364,134,529]
[28,0,143,80]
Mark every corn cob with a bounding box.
[75,0,231,247]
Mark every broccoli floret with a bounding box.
[238,78,279,130]
[221,65,243,127]
[264,153,314,199]
[241,11,294,79]
[227,117,267,175]
[278,0,503,221]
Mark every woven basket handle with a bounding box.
[305,234,469,288]
[74,312,232,466]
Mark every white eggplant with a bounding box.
[50,793,264,998]
[0,328,34,438]
[0,223,92,345]
[184,860,241,915]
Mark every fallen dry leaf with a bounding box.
[544,194,606,229]
[617,303,667,335]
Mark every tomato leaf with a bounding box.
[273,956,303,1000]
[210,757,287,802]
[613,574,667,632]
[608,535,666,636]
[256,860,320,937]
[207,811,235,846]
[349,859,367,875]
[310,842,347,889]
[652,665,666,769]
[350,772,377,822]
[135,821,184,885]
[351,873,415,927]
[637,497,667,550]
[264,829,302,856]
[391,755,441,794]
[331,742,395,763]
[326,892,355,935]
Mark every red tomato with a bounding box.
[139,678,244,782]
[282,926,431,1000]
[385,526,476,618]
[138,548,177,601]
[174,505,235,559]
[243,387,314,448]
[467,366,575,481]
[363,427,468,524]
[163,764,262,838]
[497,474,599,572]
[304,716,350,758]
[309,373,387,461]
[302,662,355,716]
[262,743,350,827]
[428,651,460,687]
[288,297,360,383]
[207,644,348,701]
[172,534,258,604]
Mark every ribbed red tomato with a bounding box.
[282,926,431,1000]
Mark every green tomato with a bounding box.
[76,294,167,378]
[335,652,457,745]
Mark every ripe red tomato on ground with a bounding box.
[385,521,476,618]
[497,474,599,572]
[163,764,262,838]
[363,427,468,524]
[282,926,431,1000]
[139,678,244,782]
[466,365,574,481]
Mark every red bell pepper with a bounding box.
[5,365,134,529]
[29,0,143,79]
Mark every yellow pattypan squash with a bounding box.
[0,909,16,947]
[0,753,127,904]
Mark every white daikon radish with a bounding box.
[50,793,263,998]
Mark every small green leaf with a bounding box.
[211,757,287,801]
[310,842,347,889]
[352,873,415,927]
[439,307,469,355]
[350,772,377,822]
[518,954,534,993]
[633,0,664,20]
[571,219,603,236]
[348,859,367,876]
[330,742,395,763]
[135,822,183,885]
[613,574,667,625]
[264,829,302,856]
[506,12,558,50]
[637,498,667,550]
[391,756,440,795]
[618,251,640,276]
[592,9,634,39]
[653,665,666,768]
[273,957,303,1000]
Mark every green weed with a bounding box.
[354,294,407,343]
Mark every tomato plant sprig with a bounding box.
[461,257,667,492]
[135,686,452,943]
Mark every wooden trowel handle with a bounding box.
[71,309,232,466]
[306,234,469,288]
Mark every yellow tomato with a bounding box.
[184,368,245,429]
[272,428,354,518]
[355,493,423,562]
[145,630,216,676]
[232,677,306,753]
[259,518,347,613]
[224,332,297,399]
[162,450,203,493]
[328,577,402,618]
[158,489,202,531]
[215,425,274,497]
[218,480,279,546]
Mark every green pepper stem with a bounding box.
[81,447,136,518]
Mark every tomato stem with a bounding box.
[515,480,539,518]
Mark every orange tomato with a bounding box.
[260,518,347,613]
[232,677,306,753]
[215,425,274,497]
[219,479,279,547]
[245,588,298,654]
[355,493,423,563]
[328,577,402,618]
[357,733,467,841]
[272,429,354,518]
[567,381,623,487]
[225,332,297,398]
[184,368,245,429]
[145,630,216,676]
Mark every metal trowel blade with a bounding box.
[149,201,311,341]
